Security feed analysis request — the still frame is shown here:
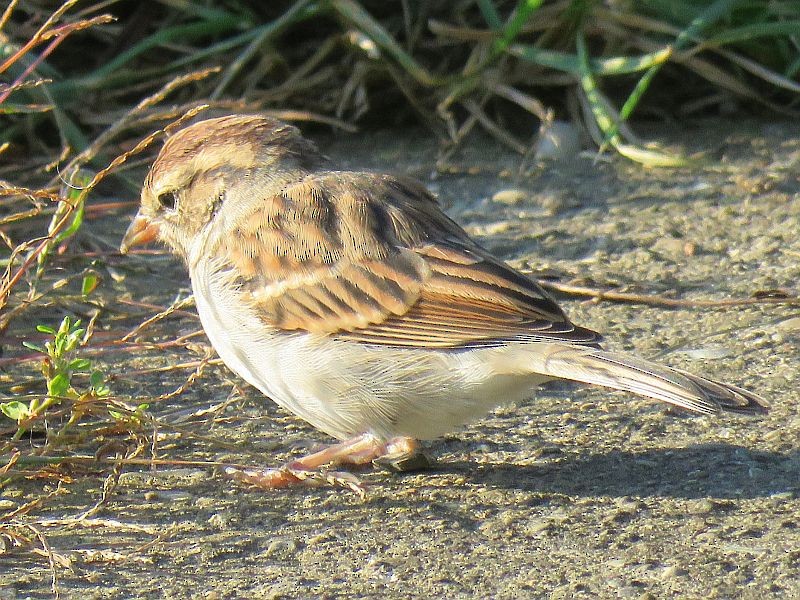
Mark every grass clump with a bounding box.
[4,0,800,170]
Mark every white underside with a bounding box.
[189,255,552,441]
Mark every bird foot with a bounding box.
[223,433,426,495]
[224,465,366,497]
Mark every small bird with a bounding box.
[120,114,767,491]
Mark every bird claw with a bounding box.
[223,465,366,497]
[373,450,431,472]
[221,434,424,497]
[288,467,367,497]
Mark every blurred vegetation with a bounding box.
[2,0,800,172]
[1,0,799,539]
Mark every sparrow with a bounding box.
[120,114,767,491]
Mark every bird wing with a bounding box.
[218,171,600,348]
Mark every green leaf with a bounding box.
[85,16,245,81]
[36,324,56,334]
[54,335,66,357]
[48,373,70,398]
[89,371,105,389]
[706,21,800,46]
[81,271,100,297]
[1,401,31,422]
[90,371,110,397]
[575,34,687,167]
[63,330,84,353]
[22,341,46,353]
[68,358,91,371]
[57,316,71,338]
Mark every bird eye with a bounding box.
[157,190,178,211]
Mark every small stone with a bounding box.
[690,499,715,514]
[678,346,734,360]
[770,491,794,500]
[524,518,552,536]
[652,236,687,259]
[661,565,680,580]
[306,532,334,546]
[777,317,800,332]
[535,120,581,160]
[538,190,580,215]
[263,538,299,559]
[492,188,529,205]
[207,511,236,529]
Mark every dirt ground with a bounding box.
[2,117,799,599]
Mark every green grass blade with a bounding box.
[493,0,544,55]
[576,34,686,167]
[706,21,800,46]
[330,0,442,86]
[86,16,245,82]
[477,0,503,30]
[510,44,671,75]
[599,0,740,153]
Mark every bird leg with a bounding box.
[224,434,428,495]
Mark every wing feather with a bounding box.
[218,171,601,348]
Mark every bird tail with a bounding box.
[523,345,768,415]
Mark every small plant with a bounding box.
[1,316,110,438]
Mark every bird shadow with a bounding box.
[424,444,797,500]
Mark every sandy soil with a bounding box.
[2,117,799,599]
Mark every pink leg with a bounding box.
[224,434,427,495]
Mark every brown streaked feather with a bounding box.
[219,171,601,348]
[147,115,322,196]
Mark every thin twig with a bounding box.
[121,295,196,342]
[535,279,800,308]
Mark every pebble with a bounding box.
[492,188,529,205]
[208,511,237,529]
[770,491,794,500]
[689,499,715,514]
[653,237,687,258]
[263,538,299,559]
[524,518,552,536]
[661,565,679,580]
[776,317,800,332]
[535,120,582,160]
[538,190,581,215]
[145,490,192,502]
[677,346,734,360]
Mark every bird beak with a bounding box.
[120,212,160,254]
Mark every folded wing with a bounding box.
[217,171,599,349]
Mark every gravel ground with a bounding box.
[2,117,799,599]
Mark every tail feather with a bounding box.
[531,345,768,415]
